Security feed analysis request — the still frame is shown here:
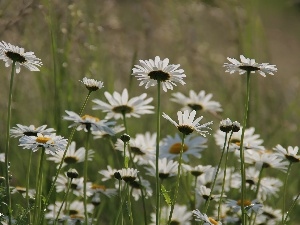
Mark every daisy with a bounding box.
[273,144,300,163]
[92,125,124,139]
[19,133,67,155]
[0,41,42,73]
[115,132,156,165]
[163,110,213,136]
[92,88,154,120]
[99,165,118,181]
[226,199,263,214]
[196,185,222,203]
[11,186,35,198]
[219,118,233,133]
[150,204,192,225]
[10,124,55,138]
[256,206,282,224]
[214,127,264,152]
[47,141,94,168]
[79,77,104,92]
[197,168,223,192]
[182,164,213,177]
[160,133,207,162]
[117,168,139,183]
[128,177,153,201]
[146,157,178,179]
[258,177,283,200]
[171,90,222,114]
[132,56,186,92]
[63,110,115,134]
[89,184,117,197]
[223,55,277,77]
[212,204,240,224]
[192,209,222,225]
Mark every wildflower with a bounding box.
[196,185,222,203]
[273,144,300,163]
[226,199,263,214]
[163,110,213,136]
[160,133,207,162]
[67,169,79,179]
[224,55,277,77]
[120,133,131,143]
[90,184,117,198]
[182,164,213,177]
[92,125,125,139]
[47,141,94,167]
[63,110,115,134]
[192,209,222,225]
[11,186,35,198]
[197,169,223,191]
[79,77,104,92]
[92,88,154,120]
[256,206,282,224]
[10,124,55,138]
[171,90,222,114]
[0,41,42,73]
[232,121,241,132]
[150,204,192,225]
[128,177,153,201]
[19,133,67,155]
[117,168,138,183]
[132,56,186,92]
[219,118,233,133]
[99,165,118,181]
[145,158,178,179]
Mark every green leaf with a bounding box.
[161,184,172,206]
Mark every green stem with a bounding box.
[114,180,126,225]
[84,130,91,224]
[155,81,161,225]
[167,133,185,225]
[40,91,92,225]
[282,163,293,224]
[54,178,72,224]
[127,183,134,225]
[239,71,251,225]
[26,151,33,224]
[283,191,300,224]
[4,61,16,225]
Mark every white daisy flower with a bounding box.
[182,164,213,177]
[92,125,125,139]
[92,88,154,120]
[79,77,104,92]
[192,209,222,225]
[99,165,118,181]
[226,199,263,214]
[160,133,207,162]
[197,168,223,192]
[55,174,93,197]
[19,133,67,155]
[212,204,240,224]
[196,185,222,204]
[89,184,117,198]
[146,157,178,179]
[47,141,94,168]
[256,206,282,224]
[117,168,139,183]
[150,204,192,225]
[223,55,277,77]
[163,110,213,136]
[273,144,300,163]
[132,56,186,92]
[0,41,42,73]
[171,90,222,114]
[115,132,156,165]
[10,124,55,138]
[214,127,264,152]
[11,186,36,198]
[63,110,115,134]
[128,177,153,201]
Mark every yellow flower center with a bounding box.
[169,143,188,154]
[36,136,52,143]
[81,114,100,122]
[91,184,106,191]
[208,217,219,225]
[229,138,240,146]
[237,199,252,206]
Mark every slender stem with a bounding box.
[84,130,91,224]
[122,112,128,133]
[54,178,72,224]
[114,181,127,225]
[26,151,33,224]
[167,133,185,225]
[218,131,233,220]
[4,61,16,225]
[239,71,251,225]
[204,132,228,214]
[40,91,92,225]
[155,81,161,225]
[282,163,293,224]
[283,191,300,224]
[127,183,134,225]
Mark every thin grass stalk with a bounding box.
[283,192,300,224]
[84,130,91,225]
[239,71,251,225]
[4,61,16,225]
[127,183,134,225]
[114,180,126,225]
[218,131,233,220]
[281,163,293,224]
[26,151,33,224]
[167,133,186,225]
[155,81,161,225]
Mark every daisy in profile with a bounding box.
[11,186,36,198]
[115,132,156,165]
[192,209,222,225]
[10,124,55,138]
[79,77,104,92]
[92,88,154,120]
[0,41,42,73]
[132,56,186,92]
[92,125,124,139]
[163,110,213,136]
[182,164,213,177]
[63,110,115,135]
[19,133,67,155]
[273,144,300,163]
[160,133,207,162]
[47,141,94,168]
[256,206,282,224]
[117,168,139,183]
[146,157,178,179]
[171,90,222,115]
[226,199,263,214]
[99,165,118,181]
[196,185,222,204]
[90,183,117,198]
[224,55,277,77]
[150,204,192,225]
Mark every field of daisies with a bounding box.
[0,1,300,225]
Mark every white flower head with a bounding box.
[163,110,213,136]
[19,133,67,155]
[79,77,104,92]
[224,55,277,77]
[117,168,139,183]
[10,124,55,138]
[132,56,186,92]
[0,41,42,73]
[273,144,300,163]
[192,209,222,225]
[99,165,118,181]
[146,157,179,179]
[92,125,125,139]
[92,88,154,120]
[226,199,263,214]
[128,177,153,201]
